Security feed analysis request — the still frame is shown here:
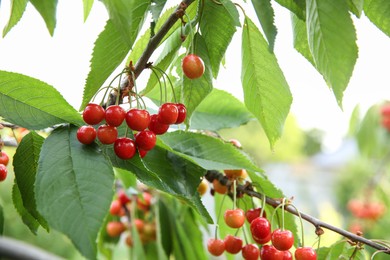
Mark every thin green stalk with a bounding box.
[215,194,227,239]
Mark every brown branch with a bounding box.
[205,170,390,255]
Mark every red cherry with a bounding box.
[250,217,271,242]
[106,221,126,237]
[137,192,152,211]
[294,247,317,260]
[242,244,259,260]
[114,137,136,159]
[380,105,390,116]
[138,149,148,158]
[282,250,293,260]
[207,238,225,256]
[82,103,105,125]
[175,103,187,124]
[135,130,156,151]
[77,125,96,144]
[271,229,294,251]
[148,114,169,135]
[158,103,178,124]
[118,190,131,205]
[105,105,126,127]
[246,208,266,223]
[224,208,245,228]
[0,164,7,181]
[260,244,284,260]
[182,54,205,79]
[97,125,118,144]
[212,179,228,194]
[0,151,9,166]
[109,200,124,216]
[224,235,243,254]
[126,109,151,131]
[253,232,271,245]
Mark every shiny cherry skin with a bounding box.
[109,200,124,216]
[126,108,151,131]
[175,103,187,124]
[82,103,105,125]
[77,125,96,144]
[0,164,7,181]
[97,125,118,144]
[241,244,259,260]
[135,130,156,151]
[106,221,126,237]
[105,105,126,127]
[0,151,9,166]
[148,114,169,135]
[158,103,178,124]
[295,247,317,260]
[114,137,136,159]
[250,217,271,242]
[282,250,293,260]
[182,54,205,79]
[260,244,284,260]
[224,235,243,254]
[138,149,148,158]
[246,208,266,223]
[271,229,294,251]
[224,208,245,228]
[118,190,131,205]
[207,238,225,256]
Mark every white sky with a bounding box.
[0,0,389,151]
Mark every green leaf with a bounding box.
[291,13,315,66]
[29,0,58,36]
[159,131,261,172]
[181,34,213,123]
[364,0,390,37]
[101,0,150,44]
[317,241,362,259]
[13,131,48,230]
[241,17,292,148]
[221,0,241,27]
[0,71,83,129]
[83,0,94,22]
[2,0,28,37]
[82,21,131,110]
[348,0,363,17]
[274,0,305,20]
[0,204,4,235]
[251,0,277,51]
[35,125,115,259]
[200,0,237,77]
[150,0,167,22]
[191,89,254,131]
[114,167,137,189]
[12,181,40,234]
[306,0,358,106]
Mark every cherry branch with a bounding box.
[205,170,390,254]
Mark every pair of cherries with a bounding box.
[0,151,9,182]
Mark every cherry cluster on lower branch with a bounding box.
[0,151,9,182]
[77,102,186,159]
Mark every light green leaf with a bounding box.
[251,0,277,51]
[306,0,358,106]
[291,13,314,66]
[101,0,150,44]
[83,0,94,22]
[348,0,363,17]
[364,0,390,37]
[200,0,237,77]
[241,17,292,148]
[114,167,137,189]
[3,0,28,37]
[30,0,58,36]
[13,132,48,230]
[191,89,254,131]
[12,181,40,234]
[0,71,83,129]
[0,204,3,235]
[159,131,261,172]
[274,0,305,20]
[81,21,130,110]
[35,125,115,259]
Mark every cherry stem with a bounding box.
[184,13,195,55]
[150,68,164,105]
[289,203,305,247]
[115,72,123,106]
[215,194,227,239]
[233,180,237,210]
[100,69,127,106]
[281,198,286,230]
[152,66,177,104]
[252,182,266,218]
[242,225,249,245]
[130,71,141,108]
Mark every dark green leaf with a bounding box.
[274,0,305,20]
[191,88,254,131]
[364,0,390,37]
[200,0,237,77]
[251,0,277,51]
[181,34,213,124]
[306,0,358,106]
[221,0,241,27]
[241,17,292,148]
[3,0,28,37]
[291,13,314,66]
[35,125,115,259]
[29,0,58,36]
[81,21,131,110]
[159,131,261,172]
[83,0,94,22]
[0,71,83,129]
[0,204,3,235]
[348,0,363,17]
[150,0,167,22]
[12,181,40,234]
[13,131,48,230]
[101,0,150,44]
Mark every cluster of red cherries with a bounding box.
[76,102,186,159]
[0,151,9,182]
